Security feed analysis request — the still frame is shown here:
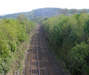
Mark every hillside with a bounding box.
[0,8,89,21]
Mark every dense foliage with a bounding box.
[0,15,35,75]
[42,14,89,75]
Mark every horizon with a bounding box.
[1,7,89,16]
[0,0,89,16]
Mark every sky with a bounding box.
[0,0,89,16]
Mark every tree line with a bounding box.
[0,15,35,75]
[42,13,89,75]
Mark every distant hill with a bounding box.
[0,8,89,21]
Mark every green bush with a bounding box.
[68,42,89,75]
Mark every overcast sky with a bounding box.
[0,0,89,15]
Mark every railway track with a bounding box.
[24,25,69,75]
